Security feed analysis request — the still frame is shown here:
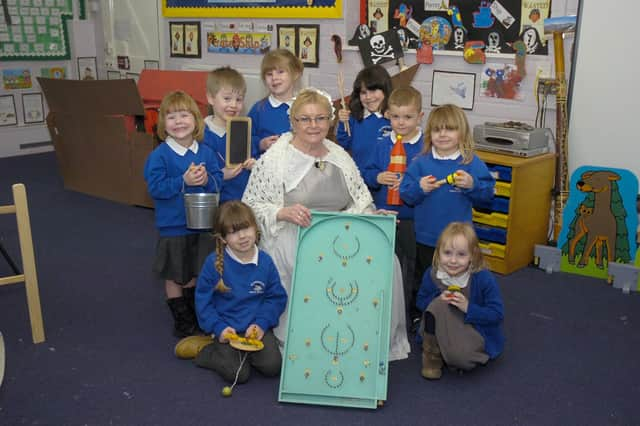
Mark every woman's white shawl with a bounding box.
[242,132,375,245]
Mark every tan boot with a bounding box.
[174,335,214,359]
[421,332,443,380]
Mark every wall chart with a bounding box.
[0,0,85,61]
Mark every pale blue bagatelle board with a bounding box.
[278,211,396,409]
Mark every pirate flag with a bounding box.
[348,24,372,46]
[358,29,404,67]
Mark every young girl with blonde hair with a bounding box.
[416,222,504,379]
[144,90,223,338]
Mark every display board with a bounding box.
[0,0,85,61]
[360,0,550,56]
[162,0,342,19]
[279,212,396,409]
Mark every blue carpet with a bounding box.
[0,152,639,425]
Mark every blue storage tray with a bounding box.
[473,223,507,244]
[473,196,510,213]
[486,163,513,182]
[279,212,396,409]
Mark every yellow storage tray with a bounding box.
[472,210,509,228]
[479,241,506,259]
[494,181,511,197]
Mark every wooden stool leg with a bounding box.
[12,184,45,344]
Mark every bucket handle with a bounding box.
[182,162,220,194]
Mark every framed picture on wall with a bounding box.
[0,95,18,126]
[277,25,297,56]
[144,60,160,69]
[431,70,476,111]
[183,22,201,58]
[169,22,185,57]
[22,92,45,124]
[298,25,319,68]
[107,70,121,80]
[77,56,97,80]
[126,72,140,84]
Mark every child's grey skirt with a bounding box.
[152,232,215,284]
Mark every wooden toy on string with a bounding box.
[220,329,264,398]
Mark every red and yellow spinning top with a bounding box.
[387,134,406,206]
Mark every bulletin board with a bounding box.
[162,0,342,19]
[0,0,86,61]
[361,0,550,56]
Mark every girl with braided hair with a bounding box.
[185,201,287,384]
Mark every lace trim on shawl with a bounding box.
[242,132,374,244]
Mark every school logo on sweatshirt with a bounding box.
[249,281,266,294]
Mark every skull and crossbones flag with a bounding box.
[358,29,403,67]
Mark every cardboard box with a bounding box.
[38,70,209,208]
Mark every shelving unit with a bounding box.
[475,151,556,275]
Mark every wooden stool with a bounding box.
[0,184,45,343]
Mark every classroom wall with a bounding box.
[1,0,579,159]
[159,0,577,132]
[568,1,640,178]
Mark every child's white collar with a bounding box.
[436,269,470,288]
[204,115,226,137]
[166,137,198,155]
[390,129,423,145]
[269,94,293,108]
[432,147,460,160]
[363,110,384,119]
[225,245,259,265]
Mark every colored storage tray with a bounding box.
[486,163,512,182]
[479,241,507,259]
[474,224,507,244]
[279,212,396,409]
[472,196,509,213]
[472,210,509,228]
[494,181,512,198]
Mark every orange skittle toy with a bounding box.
[387,134,406,205]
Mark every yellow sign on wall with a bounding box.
[162,0,343,19]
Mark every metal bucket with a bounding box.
[184,193,219,230]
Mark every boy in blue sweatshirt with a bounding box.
[362,86,425,328]
[202,66,256,203]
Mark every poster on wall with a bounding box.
[22,92,45,124]
[40,66,67,79]
[431,70,476,110]
[162,0,342,19]
[298,26,319,68]
[359,0,551,56]
[276,25,319,67]
[206,31,271,55]
[0,0,86,61]
[2,68,33,90]
[184,22,202,58]
[0,95,18,126]
[77,57,97,80]
[479,63,524,101]
[277,26,297,56]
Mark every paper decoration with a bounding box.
[357,29,403,67]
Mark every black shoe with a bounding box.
[167,297,198,338]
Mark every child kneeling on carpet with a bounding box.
[416,222,504,379]
[176,201,287,384]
